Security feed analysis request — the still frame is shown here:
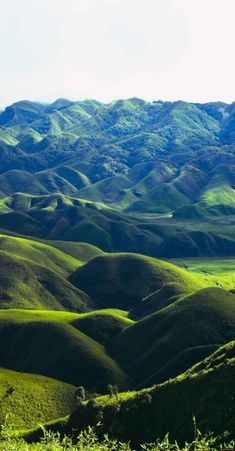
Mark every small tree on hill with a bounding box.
[75,386,86,405]
[113,385,119,400]
[107,384,114,398]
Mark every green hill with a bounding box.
[70,253,205,310]
[70,253,206,310]
[0,192,234,259]
[110,287,235,385]
[45,240,104,261]
[70,311,133,345]
[0,310,130,391]
[69,340,235,446]
[0,99,234,232]
[0,368,76,430]
[0,234,90,311]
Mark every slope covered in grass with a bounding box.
[0,235,90,311]
[0,192,234,259]
[0,308,133,345]
[0,309,132,391]
[169,257,235,290]
[70,311,133,345]
[69,341,235,446]
[0,100,234,235]
[0,318,129,391]
[70,253,206,310]
[110,287,235,385]
[0,234,81,277]
[46,240,104,261]
[0,368,76,430]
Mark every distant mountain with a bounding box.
[0,98,234,185]
[0,192,234,258]
[0,98,234,257]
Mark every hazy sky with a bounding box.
[1,0,235,106]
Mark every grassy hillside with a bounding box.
[0,368,76,430]
[0,193,234,259]
[0,234,90,311]
[0,99,234,233]
[69,341,235,446]
[70,253,206,310]
[0,234,81,277]
[110,287,235,385]
[0,285,234,396]
[0,309,132,391]
[46,240,104,261]
[169,257,235,290]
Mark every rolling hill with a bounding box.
[0,234,91,311]
[0,309,131,391]
[69,340,235,446]
[109,287,235,385]
[0,99,234,258]
[0,99,234,220]
[0,192,234,258]
[70,252,206,310]
[0,368,76,430]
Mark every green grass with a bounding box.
[0,192,234,259]
[40,240,104,261]
[127,182,190,214]
[69,341,235,446]
[70,252,207,311]
[0,252,88,312]
[110,287,235,386]
[0,233,94,312]
[0,368,76,430]
[0,308,132,390]
[169,257,235,290]
[0,308,132,327]
[0,234,82,276]
[0,194,234,259]
[1,426,235,450]
[200,185,235,208]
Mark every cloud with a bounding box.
[0,0,235,106]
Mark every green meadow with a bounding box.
[0,368,76,430]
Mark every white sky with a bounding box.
[0,0,235,107]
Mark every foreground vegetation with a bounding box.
[0,426,235,450]
[69,342,235,446]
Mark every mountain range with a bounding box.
[0,98,234,443]
[0,98,234,257]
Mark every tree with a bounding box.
[107,384,114,398]
[75,386,86,405]
[113,385,119,400]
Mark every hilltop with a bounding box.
[70,252,206,310]
[0,99,234,215]
[0,193,234,258]
[110,287,235,385]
